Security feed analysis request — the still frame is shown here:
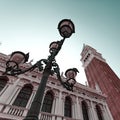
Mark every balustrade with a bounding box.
[0,104,81,120]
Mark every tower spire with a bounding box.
[81,44,106,68]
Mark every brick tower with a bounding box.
[80,44,120,120]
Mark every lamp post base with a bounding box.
[23,116,38,120]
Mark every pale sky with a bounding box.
[0,0,120,85]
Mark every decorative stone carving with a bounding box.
[53,89,60,98]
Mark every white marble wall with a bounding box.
[0,75,113,120]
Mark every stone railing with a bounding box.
[39,112,80,120]
[0,103,26,120]
[0,103,81,120]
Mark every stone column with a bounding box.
[51,90,62,120]
[26,90,36,109]
[75,97,82,120]
[78,98,84,120]
[103,104,113,120]
[60,92,72,116]
[0,78,20,104]
[106,103,114,120]
[86,100,94,120]
[0,83,9,103]
[7,86,21,105]
[71,95,78,119]
[100,105,108,120]
[72,98,75,118]
[59,91,65,116]
[90,102,98,120]
[52,90,59,115]
[51,96,56,114]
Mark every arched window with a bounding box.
[96,105,104,120]
[0,76,8,92]
[41,91,54,113]
[64,96,72,118]
[82,101,89,120]
[13,84,33,107]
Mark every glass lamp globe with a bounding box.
[9,51,29,64]
[58,19,75,38]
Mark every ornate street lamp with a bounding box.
[4,19,78,120]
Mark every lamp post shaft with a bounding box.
[23,67,51,120]
[23,39,65,120]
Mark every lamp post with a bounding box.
[4,19,79,120]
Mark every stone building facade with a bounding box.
[0,52,113,120]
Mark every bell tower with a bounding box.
[81,44,120,120]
